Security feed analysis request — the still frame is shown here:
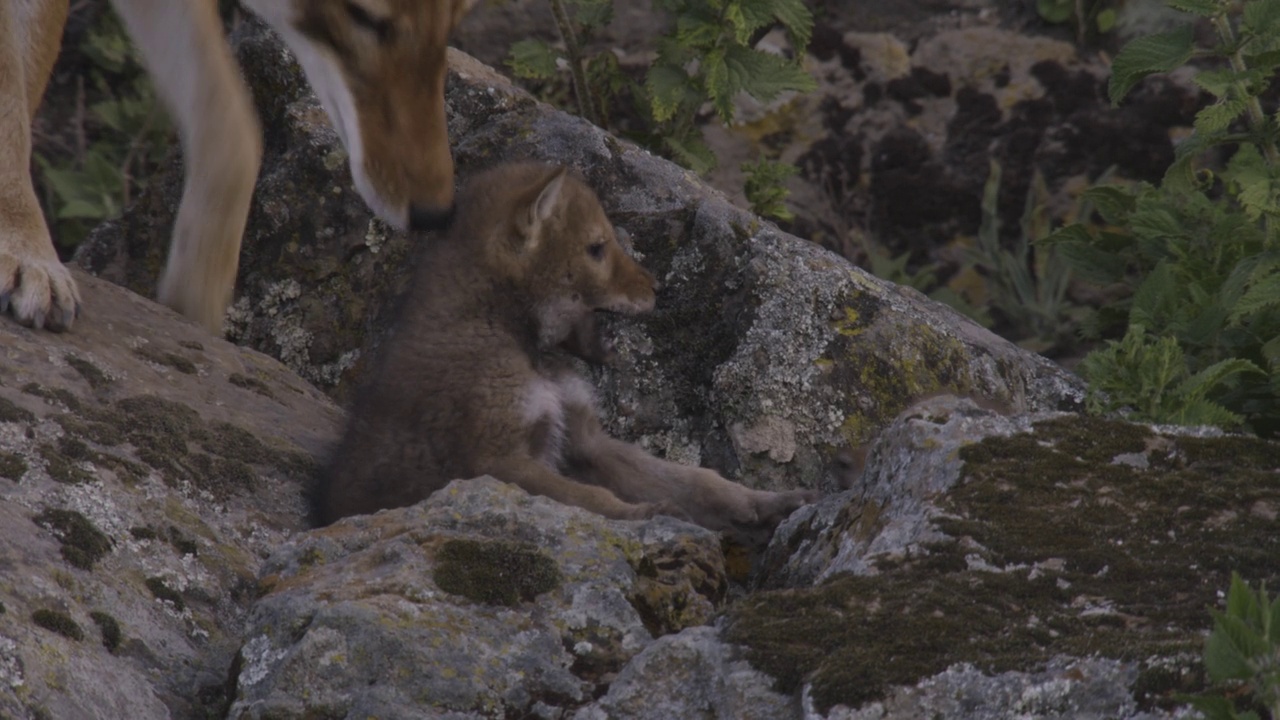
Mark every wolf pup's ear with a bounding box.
[517,166,569,252]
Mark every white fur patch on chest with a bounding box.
[519,374,597,468]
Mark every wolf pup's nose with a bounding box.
[408,203,456,232]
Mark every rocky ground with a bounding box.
[4,3,1275,719]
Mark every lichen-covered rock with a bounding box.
[75,19,1086,497]
[574,626,797,720]
[0,270,339,719]
[226,478,729,719]
[731,394,1279,718]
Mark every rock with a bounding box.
[729,394,1279,718]
[75,18,1086,497]
[574,625,797,720]
[0,269,339,719]
[225,478,729,719]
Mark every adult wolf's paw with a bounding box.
[0,247,82,331]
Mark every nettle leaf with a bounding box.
[1193,69,1237,98]
[675,11,722,49]
[1179,357,1264,404]
[1131,261,1179,328]
[1205,614,1261,682]
[1166,0,1218,16]
[646,63,693,123]
[572,0,613,28]
[723,44,816,106]
[1038,0,1074,23]
[664,133,717,174]
[1082,185,1137,224]
[1108,26,1195,105]
[769,0,814,50]
[703,47,734,122]
[1056,238,1127,285]
[507,39,561,80]
[1231,273,1280,323]
[1243,0,1280,38]
[1195,96,1251,135]
[726,0,772,45]
[1224,144,1280,221]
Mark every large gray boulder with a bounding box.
[0,270,337,719]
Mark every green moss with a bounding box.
[53,413,125,446]
[228,373,276,400]
[178,340,205,351]
[21,383,82,411]
[66,355,111,389]
[38,443,93,485]
[433,539,562,607]
[166,526,198,557]
[0,397,35,424]
[145,577,185,611]
[727,416,1280,714]
[133,345,198,374]
[0,452,27,481]
[32,609,84,641]
[203,421,270,464]
[89,611,122,653]
[34,509,113,570]
[116,395,204,475]
[187,453,257,500]
[130,526,158,541]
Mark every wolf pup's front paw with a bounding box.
[0,241,82,331]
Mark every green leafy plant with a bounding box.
[967,160,1084,355]
[1045,0,1280,435]
[1036,0,1120,42]
[742,159,797,220]
[34,7,172,252]
[1182,572,1280,720]
[507,0,815,182]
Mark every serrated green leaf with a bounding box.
[646,63,693,123]
[1056,239,1127,285]
[730,0,782,44]
[664,133,717,174]
[1243,0,1280,38]
[1231,273,1280,322]
[1108,26,1195,105]
[767,0,814,51]
[506,39,561,80]
[1227,573,1262,625]
[1193,69,1238,98]
[675,11,722,49]
[1131,262,1178,327]
[1203,614,1254,681]
[1166,0,1219,16]
[1081,185,1137,224]
[1179,693,1238,720]
[722,44,816,111]
[1195,96,1250,134]
[1178,357,1264,402]
[703,47,734,122]
[571,0,612,28]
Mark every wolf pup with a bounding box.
[0,0,476,333]
[317,162,816,544]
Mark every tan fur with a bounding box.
[318,162,818,545]
[0,0,475,333]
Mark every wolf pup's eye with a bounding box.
[344,1,394,42]
[587,241,607,261]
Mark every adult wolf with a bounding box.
[0,0,475,332]
[318,162,817,546]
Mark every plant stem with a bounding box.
[549,0,598,126]
[1212,11,1278,164]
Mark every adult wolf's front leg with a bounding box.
[0,0,81,330]
[110,0,262,333]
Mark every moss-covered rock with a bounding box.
[732,398,1280,715]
